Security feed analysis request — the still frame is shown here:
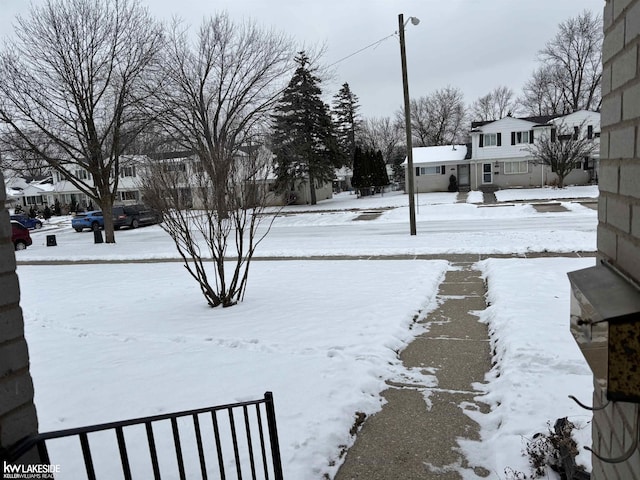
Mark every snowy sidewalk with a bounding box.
[335,261,492,479]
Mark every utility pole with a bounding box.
[398,13,417,235]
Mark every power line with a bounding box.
[327,32,397,68]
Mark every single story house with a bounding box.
[402,145,470,192]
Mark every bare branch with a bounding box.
[141,13,295,308]
[0,0,164,242]
[526,121,598,188]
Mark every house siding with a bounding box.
[413,162,457,192]
[473,117,543,161]
[469,112,600,190]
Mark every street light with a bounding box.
[398,13,419,236]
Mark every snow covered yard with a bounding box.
[463,257,595,478]
[14,186,599,478]
[19,260,447,479]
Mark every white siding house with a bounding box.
[402,111,600,194]
[469,111,599,190]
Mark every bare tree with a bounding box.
[471,86,521,121]
[358,117,403,165]
[527,122,598,188]
[400,86,467,147]
[0,130,51,179]
[141,147,276,308]
[141,14,295,308]
[520,65,568,116]
[0,0,163,243]
[538,10,603,112]
[358,116,404,185]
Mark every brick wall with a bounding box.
[593,0,640,478]
[0,170,39,462]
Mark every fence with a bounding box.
[2,392,283,480]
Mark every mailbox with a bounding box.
[568,263,640,403]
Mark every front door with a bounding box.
[458,164,470,187]
[482,163,493,184]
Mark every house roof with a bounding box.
[471,114,562,129]
[402,145,468,165]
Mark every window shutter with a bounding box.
[529,130,534,143]
[511,132,516,145]
[479,134,484,148]
[415,167,420,177]
[573,126,579,140]
[441,165,446,175]
[551,128,556,143]
[497,133,502,146]
[587,125,593,139]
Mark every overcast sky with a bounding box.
[1,0,605,119]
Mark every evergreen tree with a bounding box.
[373,150,389,188]
[351,147,388,196]
[272,52,340,205]
[332,82,360,167]
[351,146,364,192]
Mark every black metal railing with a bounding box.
[3,391,283,480]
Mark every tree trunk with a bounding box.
[308,172,317,205]
[557,175,565,189]
[101,195,116,243]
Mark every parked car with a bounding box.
[11,221,32,250]
[10,214,42,230]
[71,210,104,232]
[112,205,162,230]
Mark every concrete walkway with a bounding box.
[335,261,492,479]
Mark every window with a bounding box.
[119,190,139,201]
[75,169,90,180]
[503,161,528,174]
[511,131,532,145]
[416,165,445,176]
[163,162,186,172]
[479,132,501,147]
[483,133,497,146]
[26,196,43,205]
[120,166,136,178]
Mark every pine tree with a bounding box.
[351,147,387,196]
[351,146,364,192]
[374,150,389,189]
[332,82,360,168]
[272,52,340,205]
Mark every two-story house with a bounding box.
[51,155,146,212]
[469,110,600,190]
[7,148,336,213]
[404,110,600,193]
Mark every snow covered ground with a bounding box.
[19,185,598,261]
[14,186,598,478]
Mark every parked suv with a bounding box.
[112,205,162,230]
[11,221,33,250]
[10,214,42,230]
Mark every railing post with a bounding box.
[264,392,284,480]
